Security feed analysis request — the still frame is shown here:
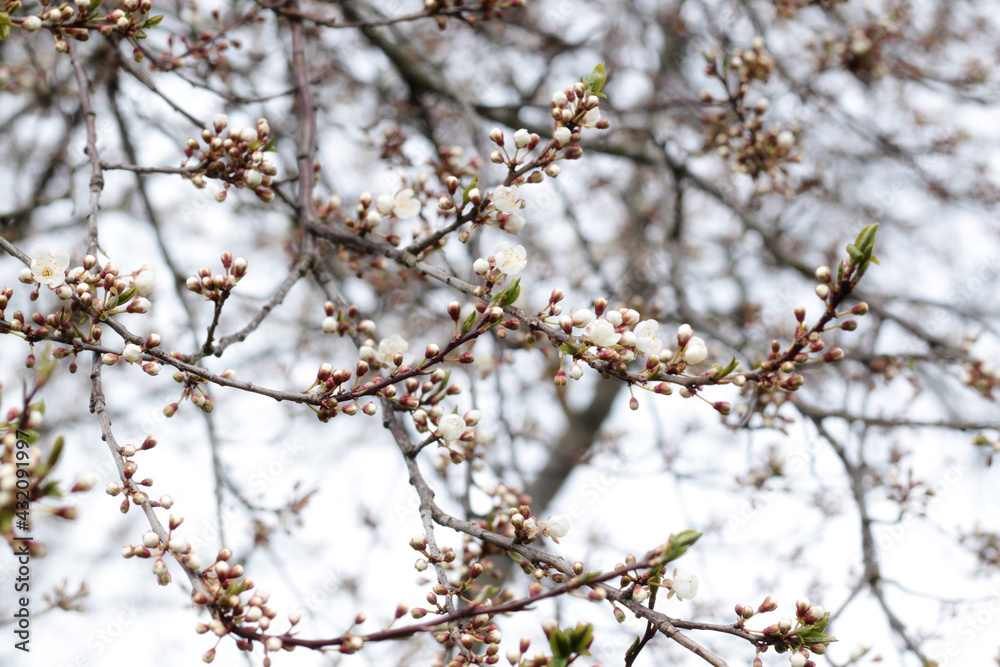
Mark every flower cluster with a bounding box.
[559,301,710,372]
[104,435,164,511]
[183,115,276,202]
[320,302,375,337]
[1,400,94,555]
[184,252,248,301]
[701,39,801,192]
[473,242,527,285]
[10,248,159,374]
[16,0,163,54]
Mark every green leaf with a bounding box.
[461,176,480,206]
[45,435,64,471]
[460,309,478,336]
[0,12,11,40]
[496,277,520,307]
[549,628,571,658]
[853,223,879,255]
[661,529,702,564]
[140,14,163,29]
[89,0,105,13]
[712,356,739,379]
[586,62,606,96]
[568,624,593,655]
[262,136,278,153]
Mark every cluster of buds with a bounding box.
[185,252,248,300]
[557,298,710,374]
[486,66,610,183]
[17,247,154,314]
[418,408,481,464]
[9,249,159,376]
[308,362,361,421]
[959,358,998,400]
[155,20,241,72]
[473,241,527,288]
[183,115,275,202]
[17,0,162,53]
[421,0,526,28]
[121,514,191,586]
[191,550,298,662]
[437,177,527,237]
[747,596,831,664]
[701,39,800,189]
[164,369,222,416]
[409,533,458,575]
[347,188,422,233]
[827,20,896,84]
[1,407,95,555]
[319,302,372,337]
[102,332,163,377]
[104,436,165,513]
[504,505,570,545]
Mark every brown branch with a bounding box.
[68,42,105,258]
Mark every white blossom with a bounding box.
[523,517,542,540]
[584,319,621,347]
[504,213,525,234]
[134,269,157,295]
[634,320,661,354]
[677,323,693,342]
[553,126,572,146]
[23,15,42,31]
[437,414,466,442]
[322,316,337,334]
[30,245,70,287]
[545,515,570,539]
[683,337,708,365]
[789,654,806,667]
[122,344,142,363]
[376,193,395,215]
[473,258,490,275]
[513,129,530,148]
[582,106,601,126]
[571,309,595,327]
[245,169,263,188]
[492,243,527,276]
[393,188,421,219]
[671,571,699,600]
[777,130,795,149]
[492,185,521,213]
[605,310,623,327]
[551,91,568,107]
[375,335,409,366]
